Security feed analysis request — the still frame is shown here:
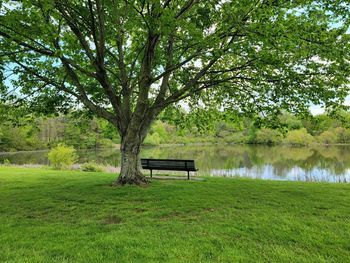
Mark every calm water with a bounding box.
[1,145,350,183]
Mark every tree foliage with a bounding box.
[1,1,349,121]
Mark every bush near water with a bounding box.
[48,144,78,169]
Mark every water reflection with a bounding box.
[212,166,350,183]
[1,144,350,183]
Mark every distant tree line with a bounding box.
[0,109,120,151]
[146,108,350,146]
[1,105,350,152]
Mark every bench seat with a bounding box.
[141,158,198,180]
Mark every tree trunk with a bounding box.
[114,139,148,185]
[113,107,158,185]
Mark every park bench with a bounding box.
[141,158,198,180]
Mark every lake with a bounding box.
[1,144,350,183]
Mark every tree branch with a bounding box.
[176,0,197,19]
[154,58,219,109]
[13,60,118,125]
[55,2,96,63]
[0,30,55,57]
[153,33,175,105]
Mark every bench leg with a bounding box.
[150,169,152,178]
[187,171,190,180]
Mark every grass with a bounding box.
[0,167,349,263]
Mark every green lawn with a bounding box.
[0,167,349,263]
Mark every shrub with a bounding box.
[285,128,315,146]
[216,129,232,139]
[254,128,283,145]
[48,144,78,169]
[332,127,350,143]
[143,132,161,146]
[279,113,303,130]
[215,121,238,138]
[317,130,338,144]
[2,159,11,165]
[81,162,103,172]
[151,121,169,143]
[247,125,258,144]
[96,138,114,148]
[223,132,248,144]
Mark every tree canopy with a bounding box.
[0,0,349,184]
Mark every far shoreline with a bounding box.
[2,141,350,155]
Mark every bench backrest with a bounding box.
[141,158,196,171]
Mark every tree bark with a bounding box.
[114,135,148,185]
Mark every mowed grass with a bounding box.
[0,167,349,263]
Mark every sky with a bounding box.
[309,105,325,115]
[310,97,350,115]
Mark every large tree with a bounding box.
[0,0,349,184]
